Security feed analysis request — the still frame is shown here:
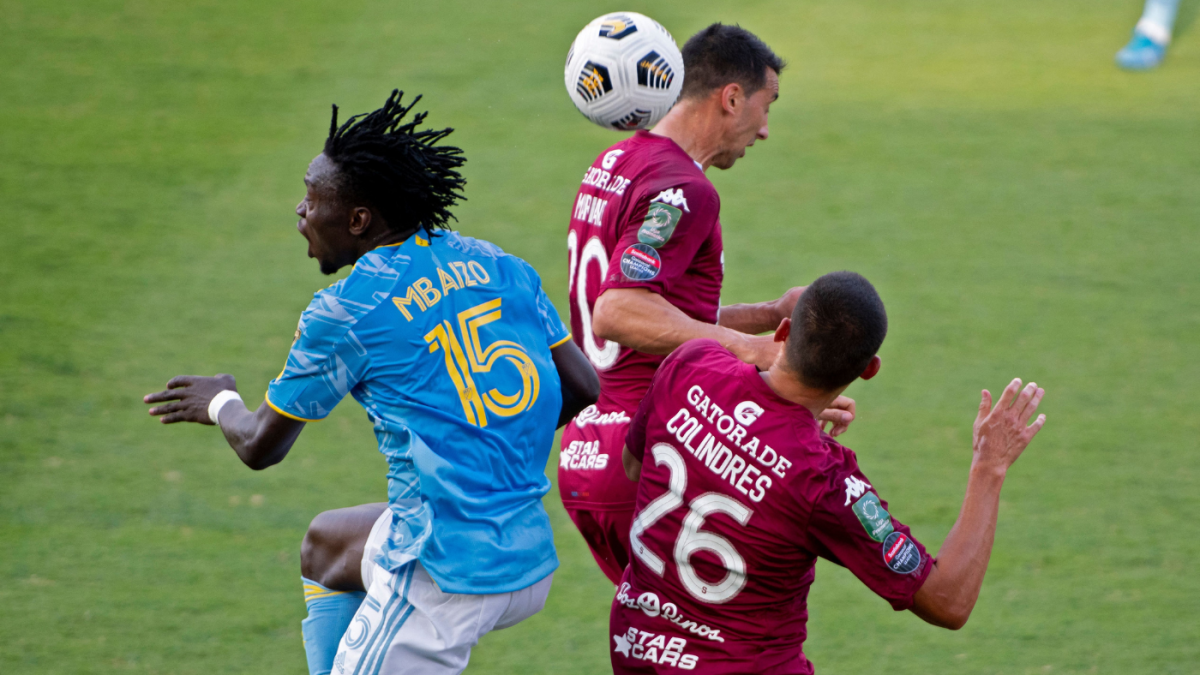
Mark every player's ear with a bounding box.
[773,318,790,343]
[348,207,373,236]
[720,82,743,115]
[860,355,881,381]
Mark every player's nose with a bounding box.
[758,124,769,141]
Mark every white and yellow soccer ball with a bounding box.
[564,12,684,131]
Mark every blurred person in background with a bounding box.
[1116,0,1181,69]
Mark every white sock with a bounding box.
[1137,0,1180,45]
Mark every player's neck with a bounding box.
[650,98,726,171]
[355,224,415,259]
[760,364,842,419]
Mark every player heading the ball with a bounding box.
[612,272,1047,674]
[561,23,861,587]
[145,90,599,675]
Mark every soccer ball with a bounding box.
[564,12,684,131]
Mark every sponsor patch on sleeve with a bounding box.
[882,531,922,574]
[637,202,682,248]
[620,243,662,281]
[852,492,894,542]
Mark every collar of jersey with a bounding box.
[373,233,431,251]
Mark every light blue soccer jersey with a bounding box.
[267,232,570,594]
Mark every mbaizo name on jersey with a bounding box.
[391,258,494,321]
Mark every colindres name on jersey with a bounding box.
[662,383,794,503]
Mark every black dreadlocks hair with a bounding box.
[323,89,466,237]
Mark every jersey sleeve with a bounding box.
[536,287,571,348]
[805,456,933,611]
[265,290,372,422]
[601,180,719,296]
[516,257,571,348]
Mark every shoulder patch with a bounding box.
[882,532,922,574]
[620,243,662,281]
[637,202,682,248]
[851,493,894,542]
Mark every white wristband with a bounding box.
[208,390,243,426]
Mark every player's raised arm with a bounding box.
[910,379,1047,629]
[593,288,781,369]
[717,285,806,335]
[144,375,305,470]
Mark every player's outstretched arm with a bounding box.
[910,379,1046,630]
[717,285,806,335]
[145,375,305,470]
[594,287,781,369]
[552,341,600,427]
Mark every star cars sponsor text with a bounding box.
[612,627,699,670]
[560,439,608,471]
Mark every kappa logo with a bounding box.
[733,400,764,426]
[843,475,872,506]
[651,188,690,213]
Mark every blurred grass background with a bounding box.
[1,0,1197,673]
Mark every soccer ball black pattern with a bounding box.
[565,12,684,131]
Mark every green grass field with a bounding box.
[2,0,1198,673]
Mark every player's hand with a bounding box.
[731,334,781,371]
[972,378,1046,473]
[144,374,238,425]
[818,395,856,437]
[772,286,806,323]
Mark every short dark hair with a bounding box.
[324,90,467,236]
[680,23,786,99]
[786,272,887,390]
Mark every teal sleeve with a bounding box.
[266,291,371,421]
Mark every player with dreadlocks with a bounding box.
[144,90,599,675]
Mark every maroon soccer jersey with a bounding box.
[562,130,724,510]
[611,340,933,675]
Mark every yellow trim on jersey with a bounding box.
[303,584,348,601]
[264,394,323,423]
[549,334,573,349]
[371,233,429,252]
